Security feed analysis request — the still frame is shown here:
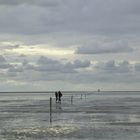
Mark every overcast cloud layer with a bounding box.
[0,0,140,91]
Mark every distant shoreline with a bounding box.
[0,91,140,93]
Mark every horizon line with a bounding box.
[0,90,140,93]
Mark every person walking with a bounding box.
[55,91,58,102]
[58,91,62,102]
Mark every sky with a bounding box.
[0,0,140,91]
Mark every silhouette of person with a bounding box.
[55,92,58,102]
[58,91,62,102]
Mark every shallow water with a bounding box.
[0,91,140,140]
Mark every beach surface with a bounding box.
[0,91,140,140]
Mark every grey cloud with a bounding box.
[19,54,26,57]
[4,56,91,82]
[0,44,19,50]
[0,63,11,69]
[0,0,19,5]
[3,56,91,83]
[71,59,90,68]
[76,42,133,54]
[21,59,36,70]
[0,55,6,63]
[36,56,68,72]
[35,56,91,73]
[73,72,140,84]
[65,60,90,69]
[1,0,140,91]
[0,55,11,69]
[22,59,28,66]
[7,71,17,77]
[135,63,140,71]
[6,60,31,78]
[8,66,24,73]
[2,55,140,89]
[28,67,140,84]
[1,0,140,36]
[37,56,59,65]
[0,0,59,7]
[96,60,131,73]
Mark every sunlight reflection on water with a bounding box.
[2,125,78,139]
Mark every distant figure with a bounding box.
[58,91,62,102]
[55,92,58,102]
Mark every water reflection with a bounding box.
[56,102,62,111]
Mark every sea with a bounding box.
[0,91,140,140]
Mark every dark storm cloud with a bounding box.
[76,42,133,54]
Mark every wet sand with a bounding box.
[0,91,140,140]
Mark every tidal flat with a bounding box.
[0,91,140,140]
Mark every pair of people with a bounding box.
[55,91,62,102]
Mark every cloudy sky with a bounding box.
[0,0,140,91]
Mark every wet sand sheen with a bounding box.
[0,91,140,140]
